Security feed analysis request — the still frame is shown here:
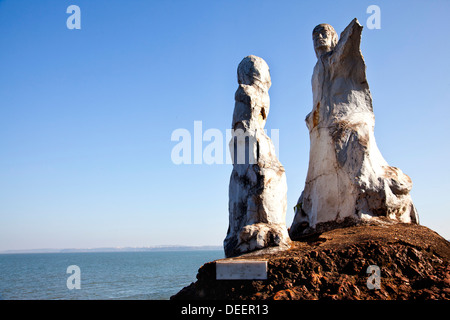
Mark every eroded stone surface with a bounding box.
[224,55,291,258]
[289,19,419,239]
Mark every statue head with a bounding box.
[312,23,338,58]
[237,55,271,90]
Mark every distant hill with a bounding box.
[0,245,222,254]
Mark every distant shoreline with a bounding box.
[0,245,223,255]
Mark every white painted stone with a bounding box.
[289,19,419,239]
[224,55,291,257]
[216,260,267,280]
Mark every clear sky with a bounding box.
[0,0,449,251]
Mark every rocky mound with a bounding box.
[171,222,450,300]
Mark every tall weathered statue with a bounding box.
[224,55,291,257]
[289,19,419,239]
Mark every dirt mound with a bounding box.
[171,223,450,300]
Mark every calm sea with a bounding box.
[0,250,224,300]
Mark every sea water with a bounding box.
[0,250,223,300]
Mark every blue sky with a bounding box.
[0,0,449,251]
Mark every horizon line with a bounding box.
[0,244,223,255]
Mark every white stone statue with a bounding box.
[289,19,419,239]
[224,55,291,257]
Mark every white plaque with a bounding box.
[216,260,267,280]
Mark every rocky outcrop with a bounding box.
[224,55,291,258]
[172,223,450,300]
[289,19,419,239]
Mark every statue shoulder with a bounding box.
[331,18,363,64]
